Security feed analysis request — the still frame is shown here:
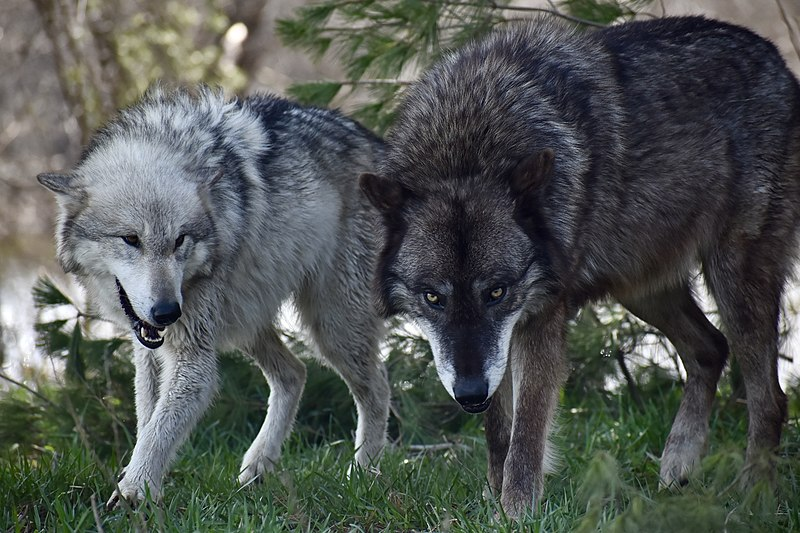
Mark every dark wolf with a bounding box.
[38,86,391,508]
[360,17,800,516]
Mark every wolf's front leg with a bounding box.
[500,308,567,518]
[133,345,161,435]
[108,333,218,509]
[485,366,513,493]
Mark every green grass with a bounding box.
[3,379,800,532]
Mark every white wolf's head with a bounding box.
[39,136,221,349]
[38,86,262,349]
[361,150,560,413]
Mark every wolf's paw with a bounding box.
[659,460,693,489]
[739,451,777,491]
[659,437,704,489]
[354,439,386,469]
[346,461,381,480]
[106,469,159,510]
[499,489,533,520]
[238,457,276,487]
[499,477,542,520]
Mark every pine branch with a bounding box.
[428,0,608,27]
[32,277,73,308]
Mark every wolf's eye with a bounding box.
[424,291,443,308]
[487,286,506,304]
[121,235,140,247]
[175,234,186,250]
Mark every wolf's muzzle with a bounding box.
[151,301,181,326]
[116,279,168,350]
[454,377,491,414]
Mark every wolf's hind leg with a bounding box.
[345,360,390,469]
[704,244,788,488]
[238,327,307,486]
[618,283,728,487]
[314,326,390,469]
[299,301,390,469]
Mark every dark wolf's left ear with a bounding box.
[359,173,409,214]
[508,149,555,198]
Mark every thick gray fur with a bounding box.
[361,16,800,517]
[38,85,390,508]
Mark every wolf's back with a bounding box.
[600,16,800,169]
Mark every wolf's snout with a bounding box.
[454,377,491,414]
[151,301,182,326]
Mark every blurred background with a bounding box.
[0,0,799,440]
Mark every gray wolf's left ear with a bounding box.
[359,173,408,213]
[195,167,223,188]
[208,167,224,187]
[38,173,81,197]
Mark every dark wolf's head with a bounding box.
[359,20,606,412]
[361,149,561,412]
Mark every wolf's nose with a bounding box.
[151,301,182,326]
[454,377,489,410]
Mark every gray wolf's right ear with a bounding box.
[359,173,408,213]
[38,173,81,197]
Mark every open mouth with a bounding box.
[115,279,165,349]
[460,397,492,414]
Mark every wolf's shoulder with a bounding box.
[244,93,381,144]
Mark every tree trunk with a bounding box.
[30,0,117,143]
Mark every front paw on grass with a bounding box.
[106,471,160,511]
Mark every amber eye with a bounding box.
[121,235,140,247]
[175,234,186,250]
[424,291,441,307]
[488,286,506,303]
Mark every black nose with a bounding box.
[453,377,489,412]
[151,301,181,326]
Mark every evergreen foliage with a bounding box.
[278,0,654,131]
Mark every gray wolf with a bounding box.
[38,85,391,508]
[360,16,800,516]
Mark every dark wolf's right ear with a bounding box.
[509,149,555,198]
[359,173,409,214]
[37,173,85,202]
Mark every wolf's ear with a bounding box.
[38,173,81,197]
[36,172,75,195]
[196,167,224,188]
[209,168,224,187]
[509,149,555,197]
[360,173,408,214]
